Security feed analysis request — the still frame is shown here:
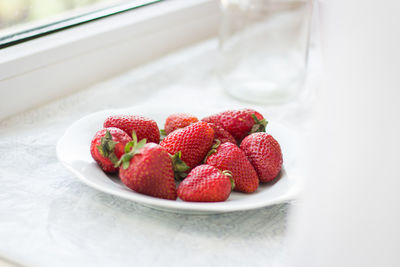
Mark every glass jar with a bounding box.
[219,0,312,104]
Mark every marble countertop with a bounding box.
[0,39,318,267]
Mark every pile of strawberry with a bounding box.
[90,109,283,202]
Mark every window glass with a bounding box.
[0,0,162,48]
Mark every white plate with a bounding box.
[56,105,300,214]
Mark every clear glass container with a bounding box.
[219,0,312,104]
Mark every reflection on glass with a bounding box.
[0,0,127,31]
[0,0,159,48]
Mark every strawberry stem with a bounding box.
[222,170,235,190]
[160,129,167,142]
[97,130,119,165]
[203,139,221,163]
[250,114,268,133]
[115,132,146,169]
[170,151,190,181]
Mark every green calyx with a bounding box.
[97,130,119,165]
[170,151,190,181]
[250,114,268,133]
[115,131,147,170]
[203,139,221,163]
[222,170,235,190]
[160,129,167,142]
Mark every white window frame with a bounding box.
[0,0,219,121]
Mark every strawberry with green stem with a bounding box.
[177,165,234,202]
[202,109,268,143]
[90,127,132,173]
[117,132,178,200]
[160,121,214,171]
[205,141,259,193]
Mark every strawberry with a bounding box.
[177,165,234,202]
[207,122,237,145]
[160,121,214,170]
[118,135,177,200]
[163,113,198,135]
[240,132,283,183]
[103,115,160,143]
[205,141,259,193]
[202,109,267,143]
[90,127,132,173]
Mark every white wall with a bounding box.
[287,1,400,266]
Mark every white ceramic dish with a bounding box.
[56,105,300,214]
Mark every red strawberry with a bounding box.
[90,127,132,173]
[177,165,234,202]
[118,136,177,200]
[104,115,160,143]
[202,109,267,143]
[240,132,283,183]
[163,113,198,135]
[160,121,214,170]
[205,141,259,193]
[207,123,237,145]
